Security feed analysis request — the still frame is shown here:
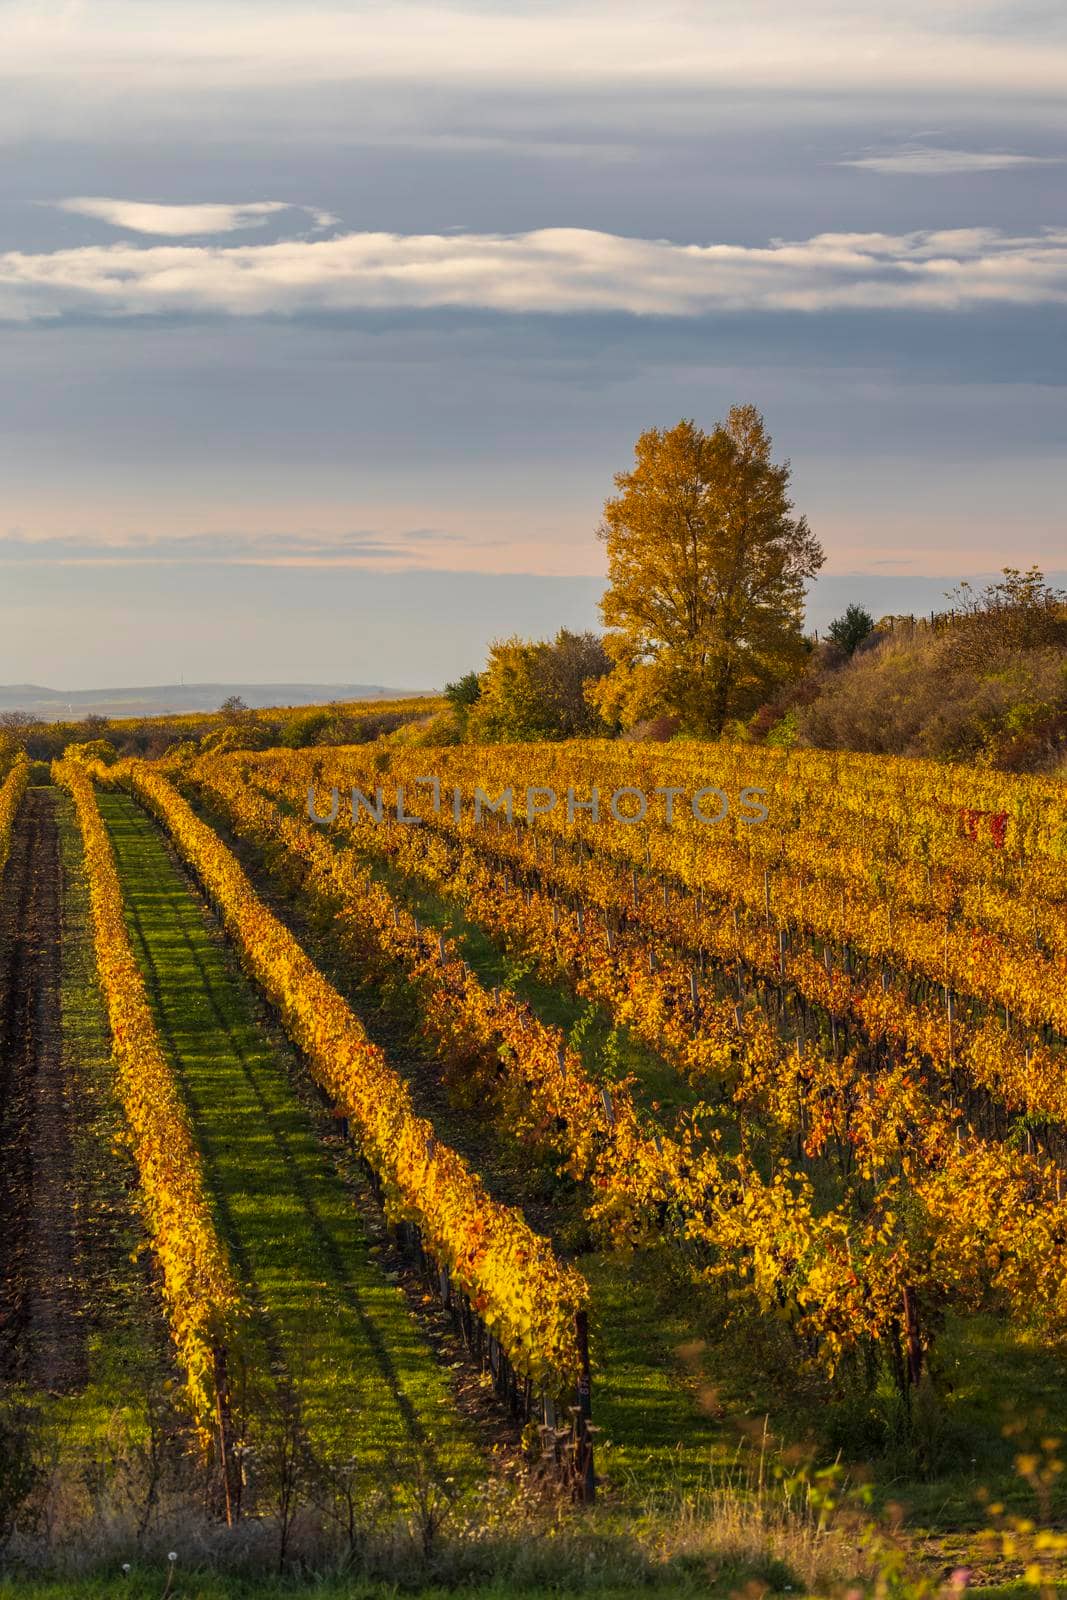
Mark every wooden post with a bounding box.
[574,1311,595,1503]
[213,1345,240,1527]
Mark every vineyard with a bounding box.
[0,737,1065,1590]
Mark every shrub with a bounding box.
[797,630,1067,771]
[63,737,119,765]
[199,722,273,755]
[765,708,799,748]
[622,714,681,743]
[279,708,333,749]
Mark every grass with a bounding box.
[98,789,480,1480]
[0,1574,815,1600]
[576,1248,727,1494]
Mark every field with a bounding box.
[0,734,1065,1596]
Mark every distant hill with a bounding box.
[0,683,433,722]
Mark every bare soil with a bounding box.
[0,786,87,1392]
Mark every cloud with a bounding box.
[840,145,1065,175]
[2,223,1067,322]
[4,1,1067,99]
[0,529,460,567]
[50,197,338,236]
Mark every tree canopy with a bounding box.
[590,407,824,735]
[468,629,611,742]
[827,603,875,657]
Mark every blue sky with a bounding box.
[1,0,1065,688]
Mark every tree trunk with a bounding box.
[901,1287,923,1388]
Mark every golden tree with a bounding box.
[469,629,610,742]
[591,407,823,734]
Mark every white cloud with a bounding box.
[841,145,1064,175]
[3,1,1067,100]
[2,223,1067,322]
[50,197,337,236]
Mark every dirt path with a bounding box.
[0,786,86,1392]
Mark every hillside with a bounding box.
[0,682,433,722]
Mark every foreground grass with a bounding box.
[0,1579,792,1600]
[99,790,479,1480]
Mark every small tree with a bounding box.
[210,694,267,751]
[538,629,611,736]
[443,672,482,712]
[827,603,875,657]
[468,630,610,742]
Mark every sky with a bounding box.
[1,0,1065,689]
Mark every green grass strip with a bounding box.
[98,789,479,1477]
